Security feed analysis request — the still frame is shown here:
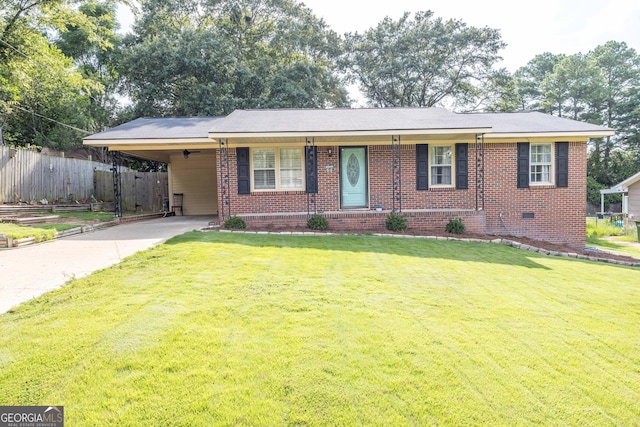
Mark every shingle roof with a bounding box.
[208,108,490,134]
[83,108,614,141]
[84,117,224,140]
[470,112,613,134]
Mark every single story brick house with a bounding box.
[84,108,613,247]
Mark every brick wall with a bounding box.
[218,142,587,247]
[238,209,487,234]
[483,142,587,247]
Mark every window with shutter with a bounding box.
[249,148,304,191]
[431,146,453,186]
[530,144,552,184]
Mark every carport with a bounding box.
[84,118,222,216]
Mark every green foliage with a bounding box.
[513,52,565,113]
[445,218,466,234]
[344,11,506,110]
[223,215,246,229]
[121,0,349,117]
[32,223,81,232]
[587,176,606,207]
[307,214,328,231]
[0,223,57,242]
[42,211,116,222]
[586,217,628,238]
[385,212,407,232]
[55,1,123,134]
[0,0,111,149]
[588,149,640,188]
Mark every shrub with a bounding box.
[445,218,466,234]
[307,214,329,231]
[586,217,625,237]
[385,212,407,232]
[224,215,246,229]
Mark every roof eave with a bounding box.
[83,137,212,147]
[616,171,640,189]
[483,131,614,139]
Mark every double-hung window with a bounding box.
[430,145,453,186]
[252,148,303,191]
[530,143,552,184]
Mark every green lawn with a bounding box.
[587,236,640,259]
[40,211,117,222]
[0,222,60,241]
[586,217,640,259]
[0,223,83,241]
[0,211,115,241]
[1,233,639,425]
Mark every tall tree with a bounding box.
[1,32,98,148]
[1,0,117,148]
[540,53,605,120]
[513,52,564,113]
[55,0,122,132]
[120,0,349,117]
[587,41,640,184]
[343,11,506,110]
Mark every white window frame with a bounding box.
[530,143,554,185]
[250,147,305,192]
[430,144,455,187]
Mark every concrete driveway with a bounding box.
[0,216,213,314]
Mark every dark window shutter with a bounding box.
[556,142,569,188]
[455,143,468,190]
[416,144,429,190]
[236,147,250,194]
[305,146,318,194]
[517,142,530,189]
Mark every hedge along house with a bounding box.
[84,108,613,247]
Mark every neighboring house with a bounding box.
[601,171,640,219]
[84,108,613,247]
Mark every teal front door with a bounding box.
[340,147,368,208]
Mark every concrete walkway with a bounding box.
[0,216,213,314]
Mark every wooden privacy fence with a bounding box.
[0,145,113,204]
[1,146,168,212]
[94,170,169,212]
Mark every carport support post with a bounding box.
[475,134,485,211]
[218,139,231,220]
[111,151,122,218]
[392,135,402,213]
